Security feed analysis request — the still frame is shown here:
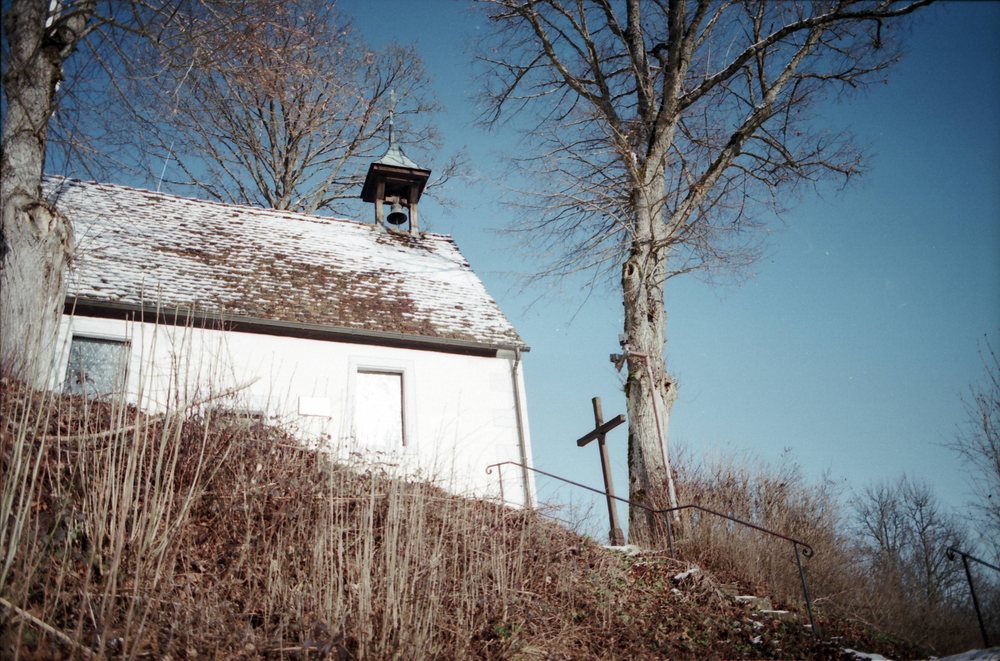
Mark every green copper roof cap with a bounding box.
[375,142,421,170]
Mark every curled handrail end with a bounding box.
[944,547,1000,573]
[798,543,816,558]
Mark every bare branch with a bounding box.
[477,0,929,544]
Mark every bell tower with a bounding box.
[360,96,431,234]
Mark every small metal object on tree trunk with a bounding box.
[574,397,626,546]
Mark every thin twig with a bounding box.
[43,378,260,443]
[0,596,94,658]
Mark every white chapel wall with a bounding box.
[53,314,534,506]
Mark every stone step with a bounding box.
[734,595,773,611]
[758,609,797,623]
[603,544,642,556]
[718,582,739,597]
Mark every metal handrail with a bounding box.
[947,546,1000,647]
[486,460,819,634]
[661,503,815,557]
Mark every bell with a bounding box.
[386,201,407,225]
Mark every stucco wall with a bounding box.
[54,314,535,506]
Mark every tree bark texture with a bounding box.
[621,170,680,544]
[1,0,91,382]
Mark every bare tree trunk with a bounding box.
[623,173,679,545]
[0,0,91,383]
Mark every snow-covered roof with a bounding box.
[45,177,525,351]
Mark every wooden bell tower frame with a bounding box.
[360,98,431,234]
[360,160,430,233]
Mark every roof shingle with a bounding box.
[45,177,524,349]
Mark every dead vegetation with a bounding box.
[672,452,994,655]
[1,380,936,659]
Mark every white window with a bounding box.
[63,335,130,396]
[354,370,405,448]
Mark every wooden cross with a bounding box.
[575,397,626,546]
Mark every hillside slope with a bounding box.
[1,380,926,659]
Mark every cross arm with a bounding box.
[576,414,626,446]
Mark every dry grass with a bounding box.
[672,451,993,655]
[674,452,856,613]
[0,378,598,658]
[0,378,955,659]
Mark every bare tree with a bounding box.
[853,480,908,590]
[852,476,970,645]
[853,477,967,608]
[2,0,96,381]
[0,0,284,385]
[853,477,971,646]
[131,0,450,215]
[1,0,452,381]
[0,0,236,380]
[951,337,1000,561]
[478,0,929,543]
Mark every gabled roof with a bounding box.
[45,177,525,352]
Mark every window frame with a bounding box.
[346,356,416,453]
[62,333,132,397]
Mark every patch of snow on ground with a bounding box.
[603,544,641,556]
[671,565,700,582]
[842,649,891,660]
[936,650,1000,661]
[843,647,1000,661]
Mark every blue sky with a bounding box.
[341,1,1000,529]
[31,0,994,532]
